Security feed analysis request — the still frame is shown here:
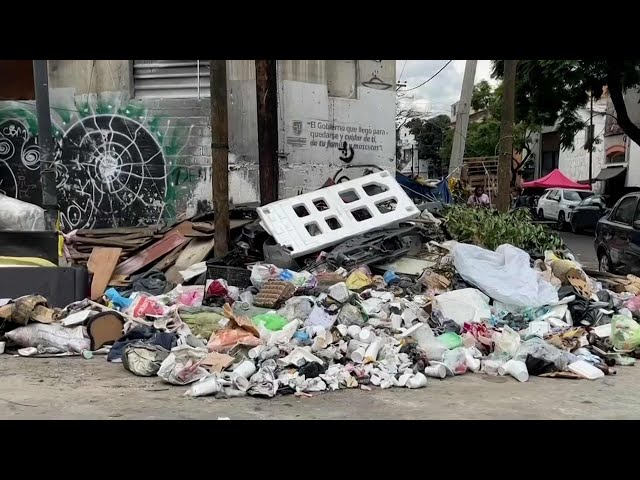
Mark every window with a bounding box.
[541,151,559,176]
[133,60,210,99]
[613,196,637,225]
[563,190,593,202]
[546,189,558,201]
[326,60,356,99]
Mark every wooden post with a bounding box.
[210,60,229,257]
[497,59,517,213]
[255,60,279,204]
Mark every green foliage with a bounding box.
[443,205,564,254]
[407,114,451,177]
[491,60,640,149]
[471,80,493,111]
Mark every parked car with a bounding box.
[568,195,609,234]
[537,188,594,230]
[595,192,640,274]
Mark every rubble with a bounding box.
[2,172,640,403]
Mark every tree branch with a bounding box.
[607,59,640,147]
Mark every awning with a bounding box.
[595,165,627,181]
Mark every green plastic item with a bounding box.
[252,313,288,331]
[611,315,640,352]
[437,332,463,349]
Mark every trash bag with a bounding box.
[442,347,468,375]
[0,194,45,231]
[436,332,463,349]
[157,345,209,385]
[248,359,279,398]
[277,296,314,321]
[6,323,89,353]
[611,314,640,351]
[432,288,491,326]
[494,325,521,357]
[513,336,570,371]
[252,313,288,331]
[122,343,170,376]
[453,243,559,308]
[624,296,640,316]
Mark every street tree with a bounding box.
[406,114,451,177]
[491,60,640,149]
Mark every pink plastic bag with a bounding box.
[624,296,640,315]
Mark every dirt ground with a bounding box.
[0,355,637,419]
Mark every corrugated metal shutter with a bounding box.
[133,60,210,99]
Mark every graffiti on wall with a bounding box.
[0,98,199,230]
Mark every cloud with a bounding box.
[397,60,497,118]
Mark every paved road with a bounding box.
[559,230,598,270]
[1,356,638,419]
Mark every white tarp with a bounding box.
[453,243,559,308]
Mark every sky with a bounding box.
[396,60,496,118]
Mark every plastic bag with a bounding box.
[453,243,559,308]
[513,336,569,371]
[346,267,373,290]
[253,313,288,331]
[277,296,314,321]
[442,347,468,375]
[207,328,261,353]
[6,324,89,353]
[432,288,491,326]
[611,314,640,351]
[624,296,640,316]
[126,294,170,318]
[436,332,463,349]
[0,194,45,231]
[494,325,521,357]
[251,263,282,288]
[157,345,209,385]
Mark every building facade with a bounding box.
[0,60,396,231]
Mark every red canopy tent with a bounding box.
[521,169,591,191]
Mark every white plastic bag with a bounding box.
[432,288,491,326]
[157,345,209,385]
[0,194,45,231]
[442,347,468,375]
[6,324,89,353]
[494,325,521,357]
[453,243,559,308]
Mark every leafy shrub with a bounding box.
[443,205,564,254]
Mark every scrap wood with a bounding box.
[76,226,159,237]
[88,247,123,300]
[113,231,187,277]
[107,274,132,288]
[165,237,215,284]
[151,240,190,272]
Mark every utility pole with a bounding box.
[33,60,57,231]
[255,60,279,204]
[449,60,477,178]
[210,60,230,258]
[497,60,517,213]
[588,94,594,186]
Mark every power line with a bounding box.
[399,60,408,81]
[404,61,453,92]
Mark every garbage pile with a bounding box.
[1,171,640,399]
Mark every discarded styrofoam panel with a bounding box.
[257,171,420,258]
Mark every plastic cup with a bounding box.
[347,325,362,338]
[351,347,366,363]
[0,341,5,354]
[233,360,257,379]
[424,364,446,379]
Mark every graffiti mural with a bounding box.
[0,97,197,230]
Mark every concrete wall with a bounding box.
[557,99,607,193]
[0,60,395,230]
[277,60,396,197]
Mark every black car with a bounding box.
[595,192,640,274]
[569,195,609,234]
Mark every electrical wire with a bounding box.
[404,61,453,92]
[399,60,408,81]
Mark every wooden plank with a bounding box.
[77,226,159,237]
[165,237,216,284]
[87,247,123,300]
[151,240,191,272]
[113,231,187,276]
[107,274,132,287]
